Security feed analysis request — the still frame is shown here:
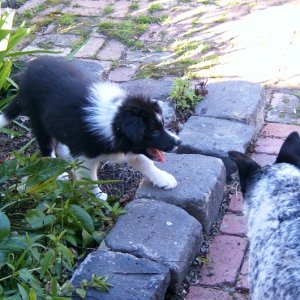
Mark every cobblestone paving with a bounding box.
[11,0,300,299]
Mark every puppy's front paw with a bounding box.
[150,170,177,189]
[93,187,108,201]
[57,172,70,181]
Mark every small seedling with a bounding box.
[58,13,76,26]
[148,3,163,13]
[170,78,204,110]
[103,5,114,15]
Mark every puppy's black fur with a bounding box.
[1,56,180,198]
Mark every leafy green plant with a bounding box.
[0,9,54,108]
[98,15,167,49]
[103,5,114,15]
[148,3,163,13]
[58,13,76,26]
[0,153,125,299]
[170,78,204,110]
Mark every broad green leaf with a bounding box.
[18,269,43,293]
[69,205,94,233]
[75,288,86,299]
[0,157,18,184]
[0,127,23,137]
[18,283,29,300]
[40,249,55,277]
[0,211,10,238]
[29,288,37,300]
[0,59,12,90]
[0,236,27,252]
[25,209,55,229]
[24,157,70,190]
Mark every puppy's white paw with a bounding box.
[57,172,70,181]
[93,187,108,201]
[150,170,177,189]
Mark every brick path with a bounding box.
[9,0,300,299]
[186,122,300,300]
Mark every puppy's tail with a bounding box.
[0,96,22,128]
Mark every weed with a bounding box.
[170,78,204,110]
[22,9,34,19]
[98,18,149,48]
[103,4,114,15]
[58,13,76,26]
[129,1,139,10]
[294,92,300,98]
[0,153,124,298]
[148,3,163,13]
[214,15,226,23]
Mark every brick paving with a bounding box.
[10,0,300,299]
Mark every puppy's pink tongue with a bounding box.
[147,148,166,163]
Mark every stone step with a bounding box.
[135,153,226,234]
[194,80,265,131]
[71,249,170,300]
[104,199,202,292]
[177,116,256,179]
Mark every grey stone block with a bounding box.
[71,249,170,300]
[121,79,173,101]
[105,199,202,291]
[135,153,226,234]
[177,116,256,178]
[266,92,300,124]
[195,81,265,133]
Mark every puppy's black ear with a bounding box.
[228,151,261,194]
[276,131,300,168]
[121,113,145,144]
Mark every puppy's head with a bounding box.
[114,95,180,162]
[228,131,300,194]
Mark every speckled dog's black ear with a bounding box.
[228,151,261,194]
[276,131,300,168]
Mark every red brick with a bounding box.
[237,254,249,292]
[228,192,243,213]
[220,214,248,237]
[254,137,284,155]
[186,286,232,300]
[261,123,300,138]
[251,153,276,166]
[199,236,248,286]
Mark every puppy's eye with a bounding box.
[152,130,161,136]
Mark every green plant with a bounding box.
[170,78,204,110]
[58,13,76,26]
[98,15,166,49]
[148,3,163,13]
[129,1,139,10]
[0,153,125,299]
[0,9,54,108]
[103,5,114,15]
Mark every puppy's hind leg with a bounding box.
[127,154,177,189]
[0,96,22,128]
[75,156,108,201]
[30,119,55,157]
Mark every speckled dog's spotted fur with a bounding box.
[229,132,300,300]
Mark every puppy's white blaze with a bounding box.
[167,129,180,142]
[0,114,9,128]
[85,82,126,140]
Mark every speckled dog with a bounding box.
[228,131,300,300]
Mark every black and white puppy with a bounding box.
[0,56,180,200]
[228,132,300,300]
